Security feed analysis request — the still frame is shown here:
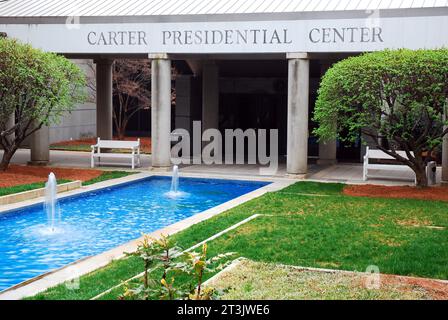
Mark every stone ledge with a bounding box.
[285,173,307,179]
[286,52,309,59]
[0,181,82,206]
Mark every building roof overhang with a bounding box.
[1,1,447,57]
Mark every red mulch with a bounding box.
[51,137,152,153]
[344,184,448,202]
[380,274,448,300]
[0,165,103,188]
[51,137,97,146]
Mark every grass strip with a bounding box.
[82,171,137,186]
[50,145,92,152]
[0,180,71,197]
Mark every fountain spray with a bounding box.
[44,172,59,232]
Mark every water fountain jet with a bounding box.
[171,165,179,193]
[44,172,59,232]
[165,165,187,198]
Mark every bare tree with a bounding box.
[113,59,152,139]
[88,59,176,140]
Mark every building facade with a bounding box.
[1,0,448,177]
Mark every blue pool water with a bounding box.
[0,176,268,291]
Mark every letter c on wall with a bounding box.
[309,28,320,43]
[87,32,96,45]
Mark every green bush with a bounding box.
[0,38,86,170]
[314,49,448,186]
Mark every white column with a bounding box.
[318,140,337,165]
[29,124,50,166]
[150,54,172,168]
[287,53,309,175]
[202,62,219,132]
[95,59,113,140]
[317,60,337,165]
[443,125,448,183]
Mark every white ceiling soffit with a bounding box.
[1,0,448,17]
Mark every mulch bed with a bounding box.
[0,165,103,188]
[344,184,448,202]
[381,273,448,300]
[51,137,152,153]
[50,137,97,147]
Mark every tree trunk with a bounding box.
[117,126,126,140]
[0,148,15,171]
[414,166,428,188]
[411,153,429,188]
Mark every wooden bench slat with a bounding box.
[363,147,416,184]
[367,150,414,160]
[366,164,412,171]
[91,138,141,169]
[92,153,135,158]
[95,140,139,148]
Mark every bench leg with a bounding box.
[132,157,135,170]
[363,155,368,181]
[91,156,94,168]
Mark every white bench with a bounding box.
[91,138,141,169]
[363,147,416,183]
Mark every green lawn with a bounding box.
[0,171,136,197]
[50,144,91,152]
[0,179,71,197]
[82,171,136,186]
[29,181,448,300]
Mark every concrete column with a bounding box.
[29,124,50,166]
[95,59,113,140]
[286,53,310,175]
[150,54,172,168]
[202,62,219,132]
[317,60,337,165]
[443,125,448,183]
[318,140,337,165]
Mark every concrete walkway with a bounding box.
[307,163,443,186]
[3,149,152,169]
[2,149,441,186]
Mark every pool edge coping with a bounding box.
[0,172,295,300]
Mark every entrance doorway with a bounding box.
[220,92,287,157]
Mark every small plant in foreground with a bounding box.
[179,243,235,300]
[121,235,234,300]
[121,234,183,300]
